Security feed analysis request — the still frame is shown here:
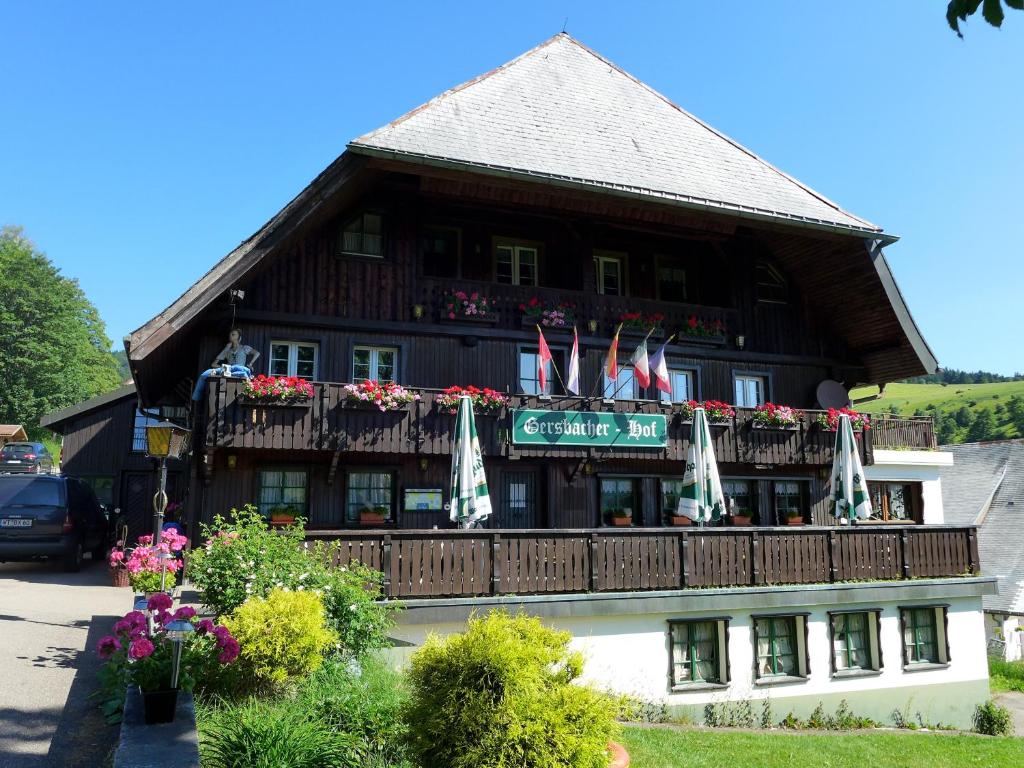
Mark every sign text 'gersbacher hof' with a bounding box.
[510,409,667,448]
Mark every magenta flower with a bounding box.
[147,593,173,612]
[195,618,215,634]
[96,635,121,658]
[128,637,155,660]
[218,637,240,664]
[171,606,196,621]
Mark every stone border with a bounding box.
[113,686,200,768]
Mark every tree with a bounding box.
[966,409,998,442]
[0,227,121,439]
[948,0,1023,37]
[954,406,974,428]
[1007,396,1024,436]
[935,413,958,445]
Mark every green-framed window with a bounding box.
[600,478,638,525]
[345,470,396,524]
[902,607,941,664]
[257,469,308,518]
[754,616,801,679]
[832,612,868,671]
[670,620,723,686]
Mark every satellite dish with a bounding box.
[816,380,851,410]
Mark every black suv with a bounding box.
[0,475,109,571]
[0,442,55,474]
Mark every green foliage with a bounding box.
[828,700,878,730]
[188,505,396,656]
[405,611,618,768]
[198,696,362,768]
[973,699,1014,736]
[947,0,1024,37]
[759,699,773,729]
[222,589,337,690]
[609,693,669,724]
[989,658,1024,693]
[806,703,827,729]
[704,700,756,729]
[129,571,163,594]
[299,656,410,766]
[0,227,122,440]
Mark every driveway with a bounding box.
[0,559,127,767]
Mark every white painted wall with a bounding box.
[866,449,953,525]
[986,612,1023,662]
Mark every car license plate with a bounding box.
[0,518,32,528]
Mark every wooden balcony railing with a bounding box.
[203,378,884,464]
[869,415,937,450]
[307,525,980,599]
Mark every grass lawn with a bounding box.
[990,658,1024,693]
[851,381,1024,417]
[620,725,1023,768]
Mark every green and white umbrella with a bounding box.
[450,394,492,528]
[830,413,872,522]
[678,407,727,523]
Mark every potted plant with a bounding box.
[107,540,131,588]
[751,403,804,429]
[343,380,419,412]
[610,508,633,527]
[268,506,298,527]
[678,399,736,424]
[729,510,753,526]
[786,510,805,526]
[669,512,692,526]
[815,407,871,432]
[121,530,188,595]
[96,595,239,724]
[359,505,389,526]
[436,385,510,415]
[618,311,665,338]
[242,375,315,405]
[442,291,497,323]
[678,315,727,344]
[518,297,577,330]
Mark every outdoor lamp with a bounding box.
[412,303,425,320]
[158,550,175,593]
[133,597,149,612]
[164,619,195,690]
[736,335,746,350]
[144,421,190,460]
[587,319,599,334]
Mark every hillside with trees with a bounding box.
[0,226,122,440]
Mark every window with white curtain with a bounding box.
[754,615,808,681]
[669,619,729,688]
[257,469,308,518]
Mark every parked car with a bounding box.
[0,442,55,474]
[0,475,108,571]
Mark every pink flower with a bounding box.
[218,637,240,664]
[108,550,124,563]
[448,312,455,319]
[128,637,155,660]
[195,618,215,634]
[147,593,173,612]
[97,635,121,658]
[171,606,196,621]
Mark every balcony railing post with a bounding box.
[901,529,913,580]
[491,533,502,595]
[751,531,761,586]
[828,530,839,583]
[967,528,980,575]
[381,534,393,597]
[590,532,600,592]
[680,531,690,587]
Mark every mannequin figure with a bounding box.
[191,329,260,401]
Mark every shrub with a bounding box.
[806,702,827,729]
[299,656,410,765]
[198,696,361,768]
[222,589,336,690]
[973,699,1014,736]
[405,612,617,768]
[759,699,773,729]
[609,693,668,724]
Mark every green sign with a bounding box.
[511,409,667,448]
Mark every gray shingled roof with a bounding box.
[350,33,883,237]
[941,440,1024,615]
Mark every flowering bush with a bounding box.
[519,297,576,328]
[680,315,726,338]
[619,311,665,331]
[343,379,419,412]
[444,290,494,320]
[751,403,805,428]
[435,385,510,415]
[96,594,239,695]
[187,505,396,657]
[242,374,315,403]
[108,530,188,593]
[816,407,871,431]
[677,400,736,423]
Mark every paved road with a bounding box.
[995,691,1024,737]
[0,558,127,768]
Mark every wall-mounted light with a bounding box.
[418,458,429,472]
[736,335,746,350]
[587,319,599,334]
[582,461,594,476]
[226,454,237,470]
[412,304,425,321]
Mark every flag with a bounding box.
[630,336,651,389]
[605,324,621,382]
[829,413,872,522]
[649,339,672,395]
[450,395,492,527]
[537,326,553,393]
[678,407,727,522]
[566,327,580,395]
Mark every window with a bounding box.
[755,261,788,304]
[346,471,395,524]
[422,226,460,278]
[352,346,397,383]
[659,369,696,404]
[661,479,684,522]
[595,252,625,296]
[496,243,538,286]
[656,261,687,302]
[603,367,639,400]
[82,476,114,508]
[132,407,187,453]
[830,611,882,675]
[868,482,920,523]
[669,619,729,688]
[340,213,384,257]
[518,347,564,396]
[901,606,949,667]
[600,478,637,525]
[734,374,767,408]
[754,615,807,681]
[257,469,308,518]
[773,481,804,524]
[723,480,754,520]
[269,341,318,379]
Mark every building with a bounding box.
[941,439,1024,662]
[0,425,28,448]
[65,34,993,724]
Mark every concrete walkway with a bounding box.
[994,691,1024,737]
[0,559,128,767]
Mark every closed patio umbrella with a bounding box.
[678,407,727,523]
[449,395,492,528]
[830,413,872,523]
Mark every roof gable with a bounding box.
[351,34,881,236]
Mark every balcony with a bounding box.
[201,378,897,464]
[309,525,980,599]
[869,415,937,450]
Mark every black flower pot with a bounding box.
[141,687,178,724]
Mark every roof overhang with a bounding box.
[40,384,137,433]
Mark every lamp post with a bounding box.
[164,619,196,693]
[144,421,190,542]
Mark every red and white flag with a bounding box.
[649,339,672,395]
[630,337,651,389]
[566,327,580,395]
[537,326,553,393]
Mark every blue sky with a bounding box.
[1,2,1022,375]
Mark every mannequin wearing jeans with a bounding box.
[191,329,260,401]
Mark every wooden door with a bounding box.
[494,471,539,528]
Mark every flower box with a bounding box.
[240,398,311,409]
[436,386,511,415]
[359,511,388,527]
[343,380,419,412]
[676,333,727,347]
[750,403,804,430]
[786,516,806,526]
[519,298,577,330]
[814,408,871,432]
[678,400,736,424]
[441,314,499,325]
[519,315,573,332]
[442,291,497,323]
[619,325,665,340]
[669,515,693,526]
[242,375,315,405]
[730,514,753,527]
[610,516,633,527]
